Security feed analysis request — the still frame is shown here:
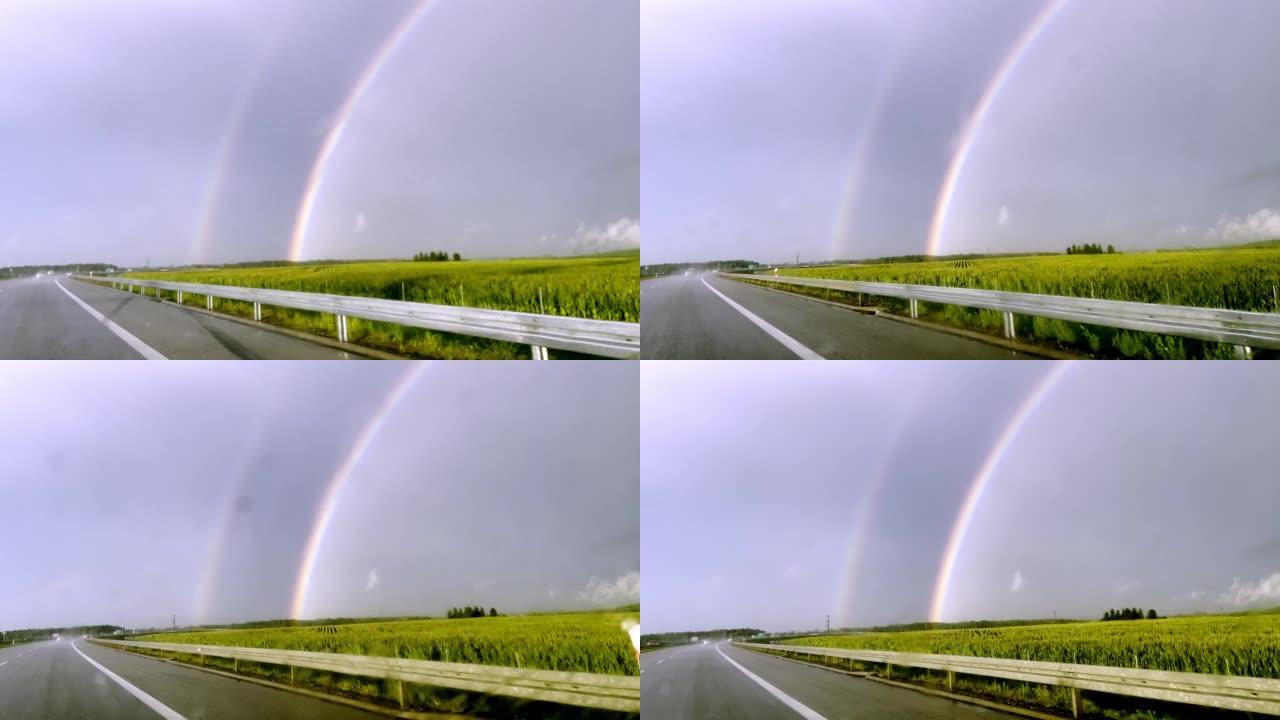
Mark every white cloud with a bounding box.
[366,569,379,591]
[1186,590,1205,601]
[997,206,1009,226]
[578,570,639,605]
[1220,572,1280,607]
[1212,208,1280,242]
[354,212,366,233]
[568,217,639,254]
[1010,570,1024,593]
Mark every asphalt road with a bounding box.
[0,276,359,359]
[640,273,1031,359]
[0,639,384,719]
[641,642,1015,720]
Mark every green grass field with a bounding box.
[779,247,1280,359]
[122,251,638,359]
[138,611,639,676]
[773,614,1280,719]
[782,614,1280,678]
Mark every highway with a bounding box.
[0,639,384,719]
[0,276,359,359]
[640,273,1031,359]
[641,641,1015,720]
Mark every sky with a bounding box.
[0,362,638,630]
[642,0,1280,265]
[0,0,638,267]
[641,362,1280,634]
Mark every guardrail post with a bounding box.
[1235,345,1253,359]
[947,669,955,692]
[233,657,239,674]
[885,663,893,679]
[1070,687,1084,718]
[253,301,262,322]
[290,665,295,684]
[207,295,214,311]
[909,298,919,319]
[335,314,348,343]
[177,290,183,304]
[397,679,406,709]
[531,345,548,360]
[1002,311,1016,339]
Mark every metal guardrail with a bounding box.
[91,638,639,713]
[738,641,1280,717]
[73,275,639,359]
[724,272,1280,357]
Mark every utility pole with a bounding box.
[172,613,176,631]
[795,251,800,266]
[826,615,830,633]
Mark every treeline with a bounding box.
[1,624,123,641]
[1066,243,1117,255]
[413,251,461,262]
[640,628,763,646]
[853,618,1082,633]
[1103,608,1158,621]
[447,606,499,619]
[641,260,759,277]
[1,263,118,277]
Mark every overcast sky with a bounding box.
[641,362,1280,634]
[0,0,638,267]
[0,362,637,630]
[642,0,1280,264]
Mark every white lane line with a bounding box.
[700,276,824,360]
[54,279,168,360]
[656,658,665,664]
[72,641,188,720]
[0,660,8,666]
[716,644,829,720]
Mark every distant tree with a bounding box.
[1106,244,1116,254]
[489,608,498,617]
[453,252,461,262]
[1147,609,1157,619]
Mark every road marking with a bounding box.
[55,279,168,360]
[72,642,187,719]
[656,659,665,664]
[0,660,7,666]
[716,644,829,720]
[700,276,824,360]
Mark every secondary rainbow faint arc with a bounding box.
[290,363,431,619]
[287,0,436,262]
[928,362,1072,623]
[833,383,928,627]
[191,37,273,264]
[924,0,1068,256]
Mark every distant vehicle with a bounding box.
[684,270,690,276]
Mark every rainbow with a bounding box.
[924,0,1068,256]
[928,361,1072,623]
[290,363,431,619]
[286,0,436,262]
[829,65,902,261]
[190,45,271,264]
[832,387,928,626]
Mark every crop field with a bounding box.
[779,247,1280,359]
[772,615,1280,719]
[121,251,638,359]
[137,611,640,676]
[781,614,1280,678]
